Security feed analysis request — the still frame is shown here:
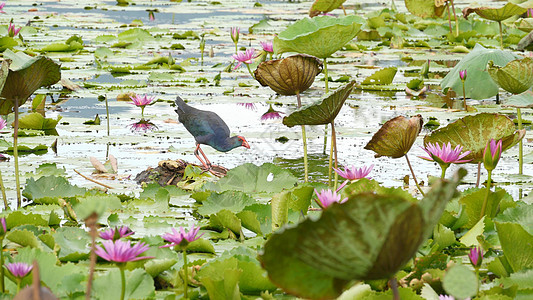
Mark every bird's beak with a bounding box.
[242,140,250,149]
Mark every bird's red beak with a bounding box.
[241,138,250,149]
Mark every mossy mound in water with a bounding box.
[135,159,227,186]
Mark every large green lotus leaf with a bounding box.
[117,28,154,42]
[505,90,533,108]
[254,54,322,95]
[202,163,298,194]
[0,60,9,95]
[274,15,363,58]
[22,176,87,204]
[361,67,397,85]
[282,81,355,127]
[93,269,155,300]
[424,113,526,163]
[495,202,533,237]
[18,112,62,130]
[309,0,346,17]
[442,265,478,300]
[463,3,527,22]
[198,190,255,216]
[197,258,242,300]
[405,0,439,18]
[53,227,90,261]
[440,44,518,100]
[364,114,423,158]
[259,170,463,299]
[0,49,61,114]
[488,57,533,94]
[495,221,533,273]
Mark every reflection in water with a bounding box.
[261,104,283,121]
[129,119,158,132]
[237,103,256,110]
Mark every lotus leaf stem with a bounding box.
[328,130,333,186]
[480,170,492,218]
[14,98,21,208]
[498,21,503,49]
[119,265,126,300]
[0,237,4,293]
[405,154,425,196]
[105,95,110,137]
[297,93,309,182]
[183,250,189,299]
[445,2,453,35]
[390,277,400,300]
[450,0,459,36]
[461,79,467,110]
[517,108,523,175]
[85,213,98,300]
[476,162,481,187]
[332,122,338,189]
[323,58,329,155]
[0,170,7,210]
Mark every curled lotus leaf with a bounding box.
[273,15,363,59]
[259,170,465,299]
[364,115,423,158]
[487,57,533,95]
[254,54,323,96]
[463,3,527,22]
[282,81,355,127]
[0,49,61,115]
[309,0,346,17]
[505,90,533,108]
[424,113,526,163]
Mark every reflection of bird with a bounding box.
[174,96,250,171]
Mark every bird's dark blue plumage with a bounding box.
[174,96,249,153]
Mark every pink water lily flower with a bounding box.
[232,48,255,70]
[419,142,471,165]
[468,246,483,268]
[100,226,135,241]
[5,262,32,278]
[0,118,6,130]
[95,240,154,263]
[483,139,503,172]
[0,3,5,14]
[8,22,21,37]
[314,189,348,209]
[260,41,273,53]
[161,225,203,248]
[334,164,374,180]
[130,94,154,107]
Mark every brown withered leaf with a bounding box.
[364,115,423,158]
[254,54,322,96]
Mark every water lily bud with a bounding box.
[459,69,467,81]
[483,139,503,172]
[230,27,239,44]
[468,246,483,268]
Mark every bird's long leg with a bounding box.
[194,144,211,170]
[197,145,212,168]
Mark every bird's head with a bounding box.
[237,136,250,149]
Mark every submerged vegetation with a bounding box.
[0,0,531,299]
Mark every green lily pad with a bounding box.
[488,57,533,95]
[405,0,440,18]
[463,3,527,22]
[0,49,61,114]
[494,216,533,273]
[18,112,62,130]
[254,54,323,96]
[442,265,478,300]
[361,67,397,85]
[309,0,346,17]
[259,170,464,299]
[22,176,87,204]
[198,190,255,216]
[40,35,84,52]
[505,90,533,108]
[282,81,355,127]
[440,44,518,100]
[364,114,423,159]
[423,113,526,163]
[274,15,363,58]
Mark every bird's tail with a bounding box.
[174,96,189,114]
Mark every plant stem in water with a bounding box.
[0,237,4,293]
[246,63,255,78]
[498,21,503,49]
[183,250,189,299]
[405,154,425,196]
[0,170,7,210]
[440,165,448,179]
[390,277,400,300]
[331,122,338,189]
[105,95,110,137]
[14,98,21,208]
[119,266,126,300]
[296,93,308,182]
[85,213,98,300]
[450,0,459,36]
[476,162,481,187]
[446,2,453,34]
[517,108,523,175]
[480,170,492,218]
[323,58,329,154]
[462,80,467,110]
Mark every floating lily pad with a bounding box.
[309,0,346,17]
[274,15,363,58]
[488,57,533,95]
[364,114,423,158]
[463,3,527,22]
[405,0,441,18]
[254,54,322,95]
[440,44,518,100]
[18,112,62,130]
[424,113,526,163]
[505,91,533,108]
[361,67,397,85]
[282,81,355,127]
[259,170,464,299]
[0,49,61,114]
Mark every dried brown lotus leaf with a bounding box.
[364,115,423,158]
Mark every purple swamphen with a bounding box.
[174,96,250,172]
